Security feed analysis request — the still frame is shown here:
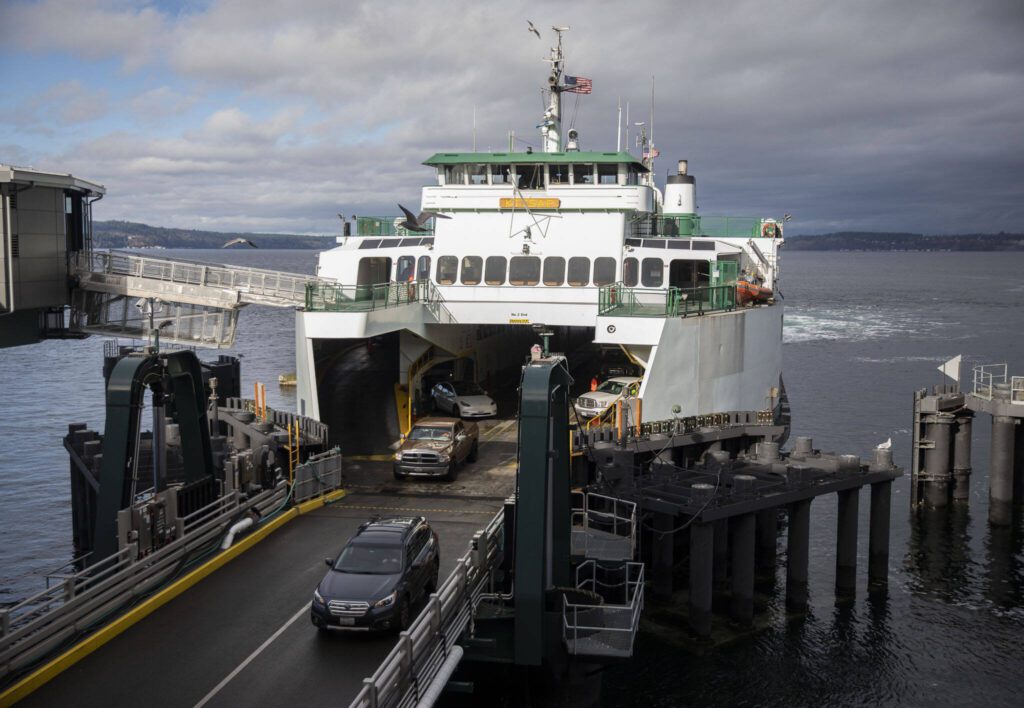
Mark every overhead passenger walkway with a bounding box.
[69,251,340,347]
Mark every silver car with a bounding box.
[431,380,497,418]
[574,376,641,419]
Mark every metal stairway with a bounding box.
[70,251,337,347]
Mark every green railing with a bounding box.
[355,216,435,237]
[598,282,736,318]
[630,215,770,239]
[304,280,455,322]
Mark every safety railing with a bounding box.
[304,280,456,323]
[75,250,331,307]
[571,492,637,561]
[562,560,644,658]
[355,216,435,237]
[292,450,344,503]
[0,484,287,684]
[598,282,736,318]
[349,507,505,708]
[629,215,774,239]
[972,363,1007,401]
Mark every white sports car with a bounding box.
[431,381,497,418]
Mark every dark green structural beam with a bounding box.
[513,357,572,666]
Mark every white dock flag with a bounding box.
[938,354,962,383]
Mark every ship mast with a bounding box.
[540,27,568,153]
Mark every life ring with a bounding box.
[761,222,779,238]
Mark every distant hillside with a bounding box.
[93,221,335,250]
[785,232,1024,251]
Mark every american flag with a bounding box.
[563,75,592,94]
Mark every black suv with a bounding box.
[311,517,440,633]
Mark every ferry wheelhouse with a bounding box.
[295,29,784,442]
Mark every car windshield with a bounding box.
[596,381,626,394]
[409,426,452,441]
[333,544,403,574]
[452,382,485,396]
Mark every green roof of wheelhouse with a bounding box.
[423,151,649,171]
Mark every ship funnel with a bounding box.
[664,158,696,215]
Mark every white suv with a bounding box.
[574,377,641,419]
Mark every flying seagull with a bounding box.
[222,237,258,248]
[398,204,450,232]
[527,20,541,39]
[876,437,892,450]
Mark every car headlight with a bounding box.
[313,588,326,606]
[394,451,403,461]
[459,401,470,408]
[437,453,450,463]
[374,591,397,609]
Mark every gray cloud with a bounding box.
[3,0,1023,235]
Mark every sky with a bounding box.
[1,0,1022,236]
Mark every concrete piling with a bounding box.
[689,522,714,638]
[786,499,811,612]
[989,415,1016,526]
[868,480,892,591]
[713,519,729,595]
[923,412,955,507]
[952,413,973,501]
[652,512,675,599]
[730,514,756,625]
[1014,422,1024,504]
[755,508,778,579]
[835,489,859,600]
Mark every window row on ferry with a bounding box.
[439,163,643,189]
[364,255,715,289]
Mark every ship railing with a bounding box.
[0,484,287,683]
[628,215,773,239]
[354,216,435,237]
[972,363,1007,401]
[598,282,736,317]
[571,492,637,562]
[349,506,505,708]
[304,280,456,323]
[75,251,330,306]
[562,560,644,659]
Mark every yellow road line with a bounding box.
[0,489,346,707]
[338,504,495,516]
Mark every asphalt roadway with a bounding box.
[21,418,519,708]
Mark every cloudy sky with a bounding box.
[1,0,1022,235]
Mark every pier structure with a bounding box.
[578,426,900,638]
[911,363,1024,524]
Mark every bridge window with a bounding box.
[467,164,487,185]
[518,164,544,190]
[623,257,639,287]
[443,165,466,185]
[492,164,512,184]
[641,257,663,287]
[417,256,431,281]
[567,257,590,286]
[437,256,458,284]
[549,164,569,184]
[598,164,618,185]
[572,164,594,184]
[593,257,615,286]
[543,257,566,286]
[485,256,507,285]
[396,256,415,283]
[626,166,640,186]
[509,256,541,286]
[460,256,483,285]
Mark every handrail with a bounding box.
[629,215,777,239]
[598,282,736,318]
[348,507,504,708]
[304,280,456,323]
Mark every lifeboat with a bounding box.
[736,279,773,305]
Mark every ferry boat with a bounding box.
[295,27,785,442]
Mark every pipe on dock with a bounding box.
[730,513,756,625]
[786,499,811,612]
[923,413,954,508]
[868,480,892,592]
[414,645,464,708]
[835,488,859,600]
[689,522,714,638]
[220,517,254,550]
[989,415,1016,526]
[952,413,973,501]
